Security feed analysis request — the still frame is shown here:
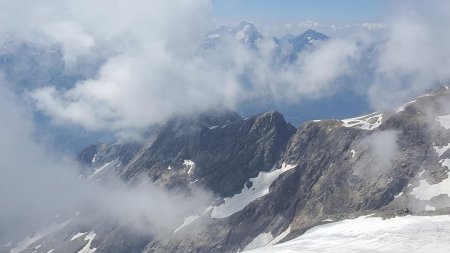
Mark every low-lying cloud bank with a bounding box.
[0,77,212,243]
[0,0,448,137]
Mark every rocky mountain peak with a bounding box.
[204,21,263,48]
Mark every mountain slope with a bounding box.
[244,215,450,253]
[4,88,450,253]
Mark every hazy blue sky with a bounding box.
[213,0,386,24]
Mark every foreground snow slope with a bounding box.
[244,215,450,253]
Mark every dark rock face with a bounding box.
[121,110,296,198]
[11,89,450,253]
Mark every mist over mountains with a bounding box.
[2,1,450,253]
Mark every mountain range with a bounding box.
[0,22,353,155]
[3,86,450,253]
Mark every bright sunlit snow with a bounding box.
[437,115,450,129]
[395,100,416,113]
[434,143,450,157]
[243,215,450,253]
[211,163,296,219]
[71,232,87,241]
[244,232,274,251]
[411,159,450,201]
[183,160,195,175]
[341,113,383,130]
[77,231,96,253]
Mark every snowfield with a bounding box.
[211,163,296,218]
[243,215,450,253]
[341,113,383,130]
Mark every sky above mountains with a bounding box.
[0,0,450,142]
[213,0,385,25]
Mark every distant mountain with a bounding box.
[6,87,450,253]
[273,29,329,64]
[204,21,263,48]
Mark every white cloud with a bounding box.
[354,130,400,177]
[369,0,450,110]
[2,0,450,138]
[0,76,212,242]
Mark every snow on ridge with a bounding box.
[207,33,222,39]
[183,160,195,174]
[243,215,450,253]
[434,143,450,157]
[71,232,87,241]
[425,205,436,211]
[173,206,213,233]
[77,231,96,253]
[10,220,71,253]
[87,161,113,180]
[267,225,291,246]
[341,113,382,130]
[437,115,450,129]
[244,233,274,251]
[211,163,296,219]
[395,100,417,113]
[411,159,450,202]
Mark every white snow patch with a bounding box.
[267,226,291,246]
[174,206,212,233]
[435,143,450,157]
[411,159,450,201]
[244,232,274,251]
[11,220,71,253]
[183,160,195,174]
[87,162,112,179]
[418,169,426,178]
[341,113,383,130]
[167,166,172,170]
[207,33,222,39]
[425,205,436,211]
[243,215,450,253]
[35,244,42,249]
[437,115,450,129]
[91,154,97,163]
[47,250,54,253]
[350,150,356,158]
[77,231,96,253]
[208,125,219,129]
[189,178,200,185]
[211,163,296,219]
[71,232,86,241]
[93,162,111,175]
[395,100,416,113]
[394,191,404,199]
